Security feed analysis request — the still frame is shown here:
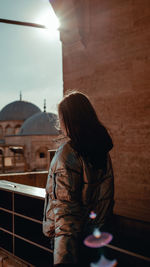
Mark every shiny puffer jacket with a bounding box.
[43,141,114,265]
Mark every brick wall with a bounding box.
[51,0,150,222]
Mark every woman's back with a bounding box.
[45,141,114,231]
[80,152,114,232]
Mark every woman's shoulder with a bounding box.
[57,140,71,152]
[55,141,73,158]
[51,141,82,172]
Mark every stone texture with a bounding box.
[52,0,150,222]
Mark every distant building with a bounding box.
[0,98,60,173]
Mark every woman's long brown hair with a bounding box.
[58,91,113,171]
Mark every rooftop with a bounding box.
[0,100,41,121]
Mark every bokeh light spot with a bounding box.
[93,228,101,238]
[90,255,117,267]
[89,211,97,219]
[84,231,113,248]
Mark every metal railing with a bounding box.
[0,180,150,267]
[0,180,53,266]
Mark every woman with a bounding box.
[43,92,114,267]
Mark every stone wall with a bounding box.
[51,0,150,222]
[4,135,58,172]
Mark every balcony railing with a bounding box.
[0,180,53,266]
[0,180,150,267]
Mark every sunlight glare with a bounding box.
[37,10,60,39]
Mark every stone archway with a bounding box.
[5,125,14,135]
[14,124,21,135]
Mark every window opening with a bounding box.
[39,152,45,158]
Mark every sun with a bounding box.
[37,10,60,38]
[42,13,60,31]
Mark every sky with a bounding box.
[0,0,63,114]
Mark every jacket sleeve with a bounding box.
[43,172,55,238]
[54,167,83,236]
[97,153,114,230]
[52,146,83,264]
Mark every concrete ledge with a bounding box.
[0,250,29,267]
[0,171,48,188]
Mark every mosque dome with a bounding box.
[0,100,41,121]
[18,112,59,135]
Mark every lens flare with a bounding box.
[90,255,117,267]
[89,211,97,219]
[36,10,60,39]
[84,230,113,248]
[93,228,101,238]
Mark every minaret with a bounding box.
[44,99,46,112]
[20,91,22,101]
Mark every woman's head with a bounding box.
[58,91,113,170]
[58,91,99,136]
